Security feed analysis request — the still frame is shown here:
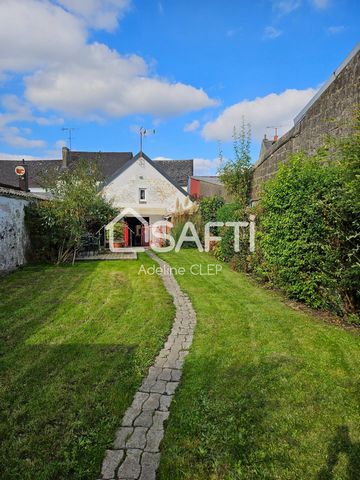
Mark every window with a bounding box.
[139,188,146,203]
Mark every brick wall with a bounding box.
[251,46,360,202]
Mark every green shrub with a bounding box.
[256,131,360,315]
[213,202,252,263]
[26,159,116,264]
[199,196,224,224]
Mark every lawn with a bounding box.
[0,255,174,480]
[157,250,360,480]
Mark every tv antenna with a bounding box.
[139,127,156,155]
[62,127,76,151]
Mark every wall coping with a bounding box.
[0,187,47,201]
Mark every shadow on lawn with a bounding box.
[317,425,360,480]
[0,261,100,350]
[0,342,140,480]
[162,350,359,480]
[0,261,142,479]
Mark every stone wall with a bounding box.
[0,189,37,273]
[251,45,360,202]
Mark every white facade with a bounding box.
[101,156,192,224]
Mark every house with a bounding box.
[0,148,192,193]
[0,148,194,249]
[189,175,229,200]
[101,152,192,248]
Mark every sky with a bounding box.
[0,0,359,175]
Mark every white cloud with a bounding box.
[327,25,345,34]
[272,0,301,15]
[310,0,330,8]
[56,0,131,31]
[263,26,283,39]
[184,120,200,132]
[0,0,86,72]
[0,0,216,120]
[1,126,46,148]
[0,94,61,149]
[202,87,317,142]
[194,157,221,175]
[0,152,48,160]
[158,2,164,15]
[226,28,242,37]
[272,0,330,14]
[24,43,217,118]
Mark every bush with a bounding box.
[256,132,360,315]
[199,196,224,224]
[26,159,116,264]
[213,202,252,263]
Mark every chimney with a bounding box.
[18,159,28,192]
[62,146,70,168]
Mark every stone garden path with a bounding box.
[99,251,197,480]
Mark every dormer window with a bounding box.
[139,188,146,203]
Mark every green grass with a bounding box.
[0,255,174,480]
[157,250,360,480]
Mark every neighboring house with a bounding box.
[0,148,193,194]
[189,175,229,200]
[0,148,194,249]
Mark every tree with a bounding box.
[218,119,252,206]
[26,158,116,264]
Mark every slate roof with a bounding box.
[0,151,193,189]
[0,186,48,200]
[154,159,193,187]
[0,159,62,189]
[191,176,223,185]
[70,151,133,179]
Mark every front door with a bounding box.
[126,217,150,247]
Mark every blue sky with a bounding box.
[0,0,359,174]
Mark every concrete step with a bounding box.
[77,252,137,261]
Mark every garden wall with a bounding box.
[251,44,360,202]
[0,188,41,273]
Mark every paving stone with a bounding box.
[100,251,197,480]
[159,394,173,412]
[157,368,172,381]
[114,427,133,449]
[142,393,161,411]
[126,427,148,449]
[134,411,153,428]
[152,411,169,430]
[122,406,141,427]
[139,378,156,393]
[175,359,184,369]
[117,449,141,479]
[139,452,161,480]
[101,449,124,479]
[132,392,150,408]
[145,427,163,452]
[171,369,182,382]
[148,380,167,394]
[166,381,179,395]
[158,348,170,358]
[153,356,167,368]
[148,366,163,377]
